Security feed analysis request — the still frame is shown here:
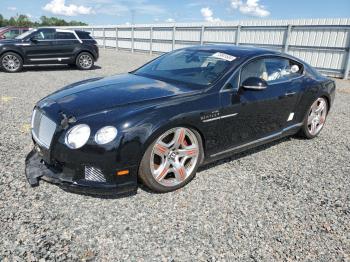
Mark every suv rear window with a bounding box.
[76,31,93,40]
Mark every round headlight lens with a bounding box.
[65,124,91,149]
[95,126,118,145]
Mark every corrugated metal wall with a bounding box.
[64,18,350,79]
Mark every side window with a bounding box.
[240,57,303,86]
[225,72,239,90]
[55,32,77,40]
[32,29,55,40]
[264,58,303,84]
[4,29,20,39]
[240,58,268,85]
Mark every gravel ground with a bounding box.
[0,49,349,261]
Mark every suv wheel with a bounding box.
[1,52,23,73]
[76,52,94,70]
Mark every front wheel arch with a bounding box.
[75,50,96,61]
[0,51,24,72]
[139,122,206,167]
[138,125,205,192]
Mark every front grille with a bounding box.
[85,166,106,182]
[31,109,57,149]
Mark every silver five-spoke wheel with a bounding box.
[150,127,200,187]
[2,54,21,72]
[307,97,328,136]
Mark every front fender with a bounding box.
[0,45,25,59]
[116,91,221,167]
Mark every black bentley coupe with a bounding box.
[25,45,335,195]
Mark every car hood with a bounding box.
[42,73,196,117]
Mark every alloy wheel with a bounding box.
[2,54,20,72]
[150,127,200,187]
[307,97,328,136]
[78,54,93,69]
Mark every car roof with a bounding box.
[185,44,281,59]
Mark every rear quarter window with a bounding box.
[56,32,77,40]
[76,31,93,40]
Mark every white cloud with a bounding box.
[7,6,17,11]
[166,18,175,23]
[230,0,270,17]
[43,0,93,16]
[200,7,221,22]
[94,1,165,17]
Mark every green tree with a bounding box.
[0,13,87,27]
[17,15,32,27]
[0,14,4,27]
[8,17,16,26]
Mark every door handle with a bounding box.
[285,91,296,97]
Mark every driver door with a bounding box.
[21,29,56,62]
[218,56,304,152]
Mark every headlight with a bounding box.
[65,124,91,149]
[95,126,118,145]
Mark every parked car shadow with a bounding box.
[21,64,102,72]
[139,136,292,194]
[56,136,293,199]
[197,136,290,173]
[59,186,137,199]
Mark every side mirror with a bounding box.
[242,77,267,90]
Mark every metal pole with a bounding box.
[103,28,106,49]
[150,27,153,55]
[235,25,241,46]
[343,32,350,80]
[172,26,176,51]
[115,27,118,51]
[283,24,292,53]
[200,25,205,45]
[131,27,134,53]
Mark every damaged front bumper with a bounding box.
[25,149,138,196]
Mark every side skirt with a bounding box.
[205,122,303,163]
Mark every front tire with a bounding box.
[298,97,328,139]
[76,52,94,70]
[1,52,23,73]
[139,127,203,193]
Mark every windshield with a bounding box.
[15,28,37,40]
[134,49,237,88]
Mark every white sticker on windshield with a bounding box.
[212,52,236,62]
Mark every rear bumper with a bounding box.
[25,149,137,196]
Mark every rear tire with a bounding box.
[139,127,203,193]
[75,52,94,70]
[298,97,328,139]
[0,52,23,73]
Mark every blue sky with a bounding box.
[1,0,350,25]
